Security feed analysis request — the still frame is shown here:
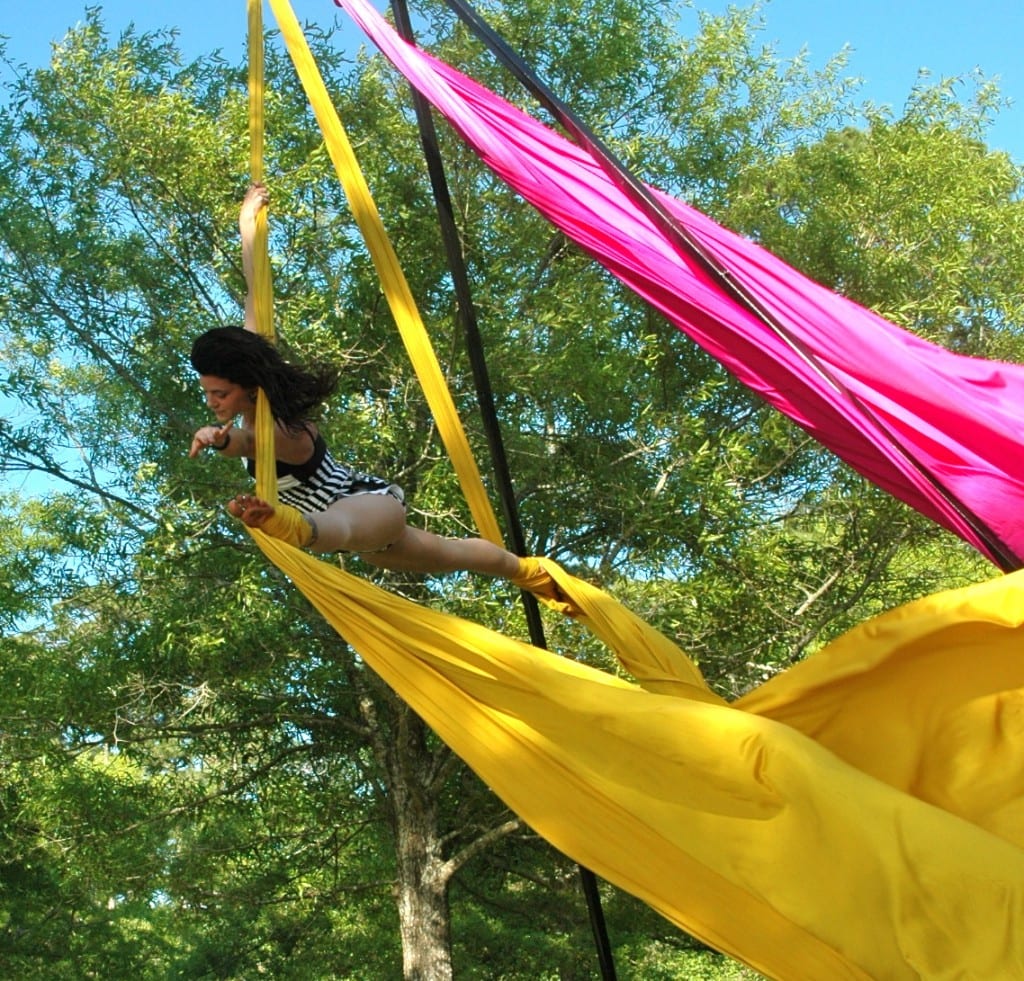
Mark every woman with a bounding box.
[189,185,557,593]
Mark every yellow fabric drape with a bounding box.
[265,0,503,546]
[250,531,1024,979]
[247,0,278,505]
[244,4,1024,977]
[735,571,1024,845]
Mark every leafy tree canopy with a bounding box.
[1,2,1020,976]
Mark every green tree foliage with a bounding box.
[0,1,1020,977]
[726,79,1024,356]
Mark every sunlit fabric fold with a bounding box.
[253,527,1024,979]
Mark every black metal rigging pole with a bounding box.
[387,1,619,977]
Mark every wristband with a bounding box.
[211,431,231,451]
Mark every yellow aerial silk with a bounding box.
[243,2,1024,976]
[246,0,279,506]
[252,536,1024,979]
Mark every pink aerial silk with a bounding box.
[336,0,1024,569]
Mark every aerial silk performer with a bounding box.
[244,1,1024,976]
[334,0,1024,572]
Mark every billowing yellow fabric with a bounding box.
[252,530,1024,979]
[736,571,1024,848]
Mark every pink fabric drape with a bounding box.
[336,0,1024,569]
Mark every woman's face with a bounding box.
[198,374,253,422]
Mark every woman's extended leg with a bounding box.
[229,492,577,611]
[229,492,520,576]
[361,524,521,577]
[364,527,578,614]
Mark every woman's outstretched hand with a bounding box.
[189,420,234,458]
[239,182,269,231]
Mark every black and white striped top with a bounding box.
[244,431,392,514]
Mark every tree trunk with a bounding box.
[391,705,453,981]
[394,808,453,981]
[361,687,455,980]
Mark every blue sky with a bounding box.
[2,0,1021,160]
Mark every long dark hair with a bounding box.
[190,326,340,428]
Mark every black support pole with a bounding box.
[387,1,618,976]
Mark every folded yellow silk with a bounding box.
[251,531,1024,979]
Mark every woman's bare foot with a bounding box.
[227,493,275,528]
